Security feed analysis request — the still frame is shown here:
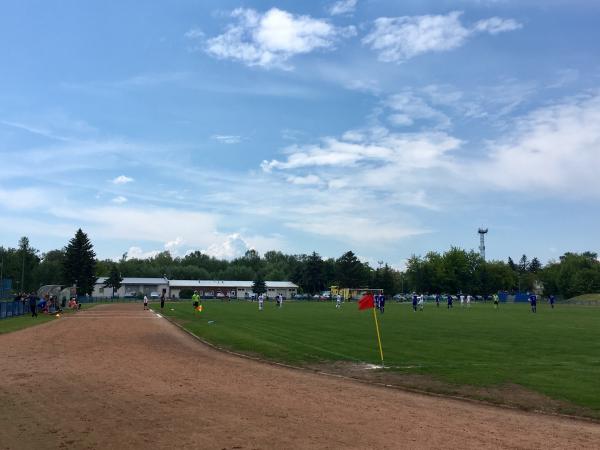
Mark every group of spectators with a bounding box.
[13,292,80,317]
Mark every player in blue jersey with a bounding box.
[529,292,537,313]
[435,294,440,308]
[378,294,385,314]
[412,293,418,312]
[549,295,555,309]
[447,294,453,309]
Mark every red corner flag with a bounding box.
[358,293,375,310]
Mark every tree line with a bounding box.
[1,231,599,299]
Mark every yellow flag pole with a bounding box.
[372,306,384,367]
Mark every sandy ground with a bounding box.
[1,304,599,450]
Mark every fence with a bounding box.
[0,301,27,320]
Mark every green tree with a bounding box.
[104,264,123,298]
[63,229,97,295]
[252,273,267,296]
[335,251,368,288]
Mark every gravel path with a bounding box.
[1,303,598,449]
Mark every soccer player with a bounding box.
[447,294,453,309]
[192,290,200,311]
[418,295,424,311]
[258,293,264,311]
[435,294,440,308]
[460,294,465,307]
[412,293,418,312]
[336,294,342,309]
[529,292,537,313]
[493,293,499,309]
[466,294,472,308]
[143,295,149,310]
[549,295,555,309]
[379,294,385,314]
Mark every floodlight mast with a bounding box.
[478,228,488,261]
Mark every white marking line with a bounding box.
[155,312,163,318]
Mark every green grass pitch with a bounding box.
[158,300,600,416]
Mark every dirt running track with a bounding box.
[1,304,598,449]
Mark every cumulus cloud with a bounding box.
[205,8,355,68]
[204,233,252,259]
[329,0,357,16]
[363,11,521,63]
[476,93,600,196]
[112,175,134,185]
[164,236,184,254]
[126,246,160,260]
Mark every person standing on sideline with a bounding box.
[447,294,453,309]
[192,291,200,311]
[160,292,165,311]
[379,294,385,314]
[493,293,499,309]
[28,292,38,318]
[529,292,537,313]
[412,293,418,312]
[143,295,149,310]
[336,294,342,309]
[549,295,555,309]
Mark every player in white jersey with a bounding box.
[418,294,424,311]
[466,295,472,307]
[336,294,342,308]
[460,295,465,307]
[258,293,264,311]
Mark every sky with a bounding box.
[0,0,599,267]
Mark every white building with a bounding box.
[167,280,298,300]
[93,277,169,299]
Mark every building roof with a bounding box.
[95,277,168,285]
[168,280,298,289]
[95,278,298,289]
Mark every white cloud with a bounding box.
[476,93,600,196]
[286,174,322,185]
[112,175,134,185]
[111,196,128,204]
[205,8,355,68]
[386,91,452,129]
[126,246,160,260]
[363,11,521,63]
[164,236,184,253]
[473,17,522,35]
[0,187,53,210]
[204,233,252,259]
[329,0,357,16]
[184,27,204,39]
[262,129,460,172]
[211,134,242,144]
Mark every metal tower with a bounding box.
[478,228,488,260]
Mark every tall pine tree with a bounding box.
[64,229,97,295]
[104,263,123,298]
[252,273,267,296]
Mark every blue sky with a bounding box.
[1,0,599,267]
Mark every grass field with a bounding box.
[0,303,97,335]
[157,300,600,418]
